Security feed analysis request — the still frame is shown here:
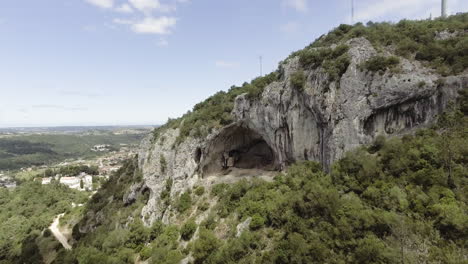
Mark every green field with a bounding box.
[0,133,146,170]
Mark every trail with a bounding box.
[203,168,277,186]
[50,213,72,250]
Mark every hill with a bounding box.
[1,14,467,264]
[0,131,148,171]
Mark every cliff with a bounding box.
[137,38,466,225]
[65,15,468,264]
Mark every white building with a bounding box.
[42,177,52,185]
[46,175,94,191]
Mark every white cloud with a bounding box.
[129,0,174,13]
[113,18,133,24]
[131,17,177,34]
[84,0,114,9]
[283,0,308,13]
[215,60,238,68]
[115,3,134,13]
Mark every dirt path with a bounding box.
[202,168,278,186]
[50,214,72,250]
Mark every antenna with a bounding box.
[259,56,263,77]
[441,0,447,18]
[351,0,355,24]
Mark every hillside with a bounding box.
[3,14,467,264]
[0,132,146,171]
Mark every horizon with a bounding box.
[1,0,467,127]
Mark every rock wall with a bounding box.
[138,37,466,225]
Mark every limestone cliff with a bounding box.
[137,37,466,225]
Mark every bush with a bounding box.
[180,219,197,241]
[250,214,265,230]
[194,186,205,196]
[198,201,210,212]
[43,228,52,237]
[176,192,192,213]
[200,214,217,230]
[192,228,220,264]
[160,155,167,174]
[298,44,350,83]
[290,70,306,91]
[139,246,152,260]
[160,179,173,206]
[362,55,400,73]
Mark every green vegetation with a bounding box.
[176,191,192,213]
[194,186,205,196]
[0,133,144,170]
[290,70,306,91]
[149,14,467,149]
[160,178,173,206]
[160,154,167,174]
[0,182,88,263]
[28,15,467,264]
[307,14,468,76]
[151,71,279,145]
[51,165,99,177]
[53,87,466,264]
[297,44,350,82]
[361,55,400,73]
[180,219,197,241]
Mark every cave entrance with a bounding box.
[201,125,277,176]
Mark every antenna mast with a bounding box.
[259,56,263,77]
[351,0,355,24]
[442,0,447,18]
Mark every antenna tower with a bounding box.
[442,0,447,18]
[259,56,263,77]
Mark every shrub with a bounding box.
[290,70,306,91]
[198,201,210,212]
[211,183,228,197]
[200,214,217,230]
[298,44,350,83]
[176,192,192,213]
[362,55,400,73]
[160,155,167,174]
[368,135,386,153]
[43,228,52,238]
[160,179,173,206]
[180,219,197,241]
[194,186,205,196]
[250,214,265,230]
[192,228,220,264]
[139,246,152,260]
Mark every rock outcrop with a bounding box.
[138,37,466,225]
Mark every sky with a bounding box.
[0,0,467,127]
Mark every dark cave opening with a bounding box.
[201,125,277,175]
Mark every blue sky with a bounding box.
[1,0,467,127]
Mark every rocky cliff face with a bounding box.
[138,37,466,225]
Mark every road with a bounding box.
[50,213,72,250]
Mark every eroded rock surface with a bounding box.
[138,37,466,225]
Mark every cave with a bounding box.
[201,125,277,176]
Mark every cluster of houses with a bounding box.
[41,172,93,191]
[91,144,111,152]
[0,174,16,188]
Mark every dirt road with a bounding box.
[50,214,72,250]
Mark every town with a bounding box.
[0,143,139,191]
